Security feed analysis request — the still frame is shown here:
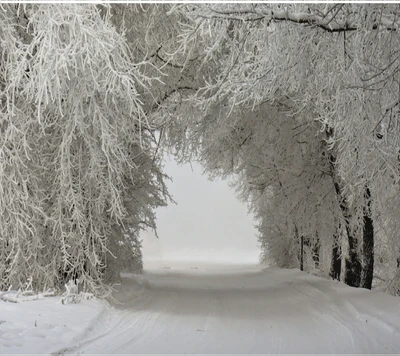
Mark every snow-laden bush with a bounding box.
[61,279,94,304]
[0,277,55,303]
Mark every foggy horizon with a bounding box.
[142,155,260,265]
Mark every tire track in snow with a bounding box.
[79,290,172,354]
[62,265,400,354]
[294,278,400,353]
[288,280,357,352]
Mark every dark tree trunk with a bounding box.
[326,128,361,287]
[330,227,342,281]
[300,234,304,271]
[312,237,320,269]
[361,187,374,290]
[295,226,304,271]
[344,231,362,287]
[332,169,361,287]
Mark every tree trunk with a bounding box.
[361,187,374,290]
[332,173,361,287]
[312,237,320,269]
[295,226,304,271]
[394,255,400,296]
[300,234,304,271]
[330,227,341,281]
[326,129,361,287]
[344,231,361,287]
[332,179,361,286]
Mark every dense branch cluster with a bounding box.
[0,4,169,296]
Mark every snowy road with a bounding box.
[62,263,400,354]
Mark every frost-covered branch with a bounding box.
[195,4,400,33]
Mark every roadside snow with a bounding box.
[2,262,400,354]
[0,295,107,355]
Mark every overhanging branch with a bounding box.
[200,6,399,33]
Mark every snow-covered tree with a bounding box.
[0,4,169,296]
[162,3,400,290]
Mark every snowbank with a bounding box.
[0,295,107,354]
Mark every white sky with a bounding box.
[141,155,260,265]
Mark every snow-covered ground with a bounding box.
[0,294,108,355]
[2,262,400,354]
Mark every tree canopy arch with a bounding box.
[1,3,400,297]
